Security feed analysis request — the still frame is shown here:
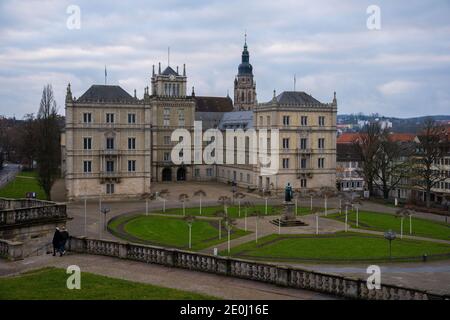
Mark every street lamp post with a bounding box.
[100,206,110,238]
[384,230,397,260]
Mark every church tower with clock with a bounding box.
[233,35,257,110]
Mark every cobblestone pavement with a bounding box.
[0,254,334,300]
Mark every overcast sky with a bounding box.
[0,0,449,118]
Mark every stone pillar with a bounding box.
[216,257,230,275]
[276,267,290,286]
[7,241,23,261]
[165,249,175,267]
[118,243,128,259]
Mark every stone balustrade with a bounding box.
[0,238,23,261]
[0,198,66,226]
[68,236,449,300]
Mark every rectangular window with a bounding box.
[206,168,213,177]
[282,138,289,149]
[282,116,290,126]
[259,116,263,126]
[267,116,271,126]
[106,183,115,194]
[83,137,92,150]
[318,138,325,149]
[282,158,289,169]
[318,158,325,168]
[247,174,250,183]
[178,109,185,127]
[128,113,136,124]
[301,179,307,188]
[300,138,307,150]
[83,160,92,173]
[106,138,114,150]
[128,137,136,150]
[318,116,325,126]
[128,160,136,172]
[83,113,92,123]
[194,168,200,177]
[164,136,171,145]
[163,108,170,126]
[301,116,308,126]
[163,152,170,161]
[106,113,115,123]
[106,160,114,172]
[301,158,307,169]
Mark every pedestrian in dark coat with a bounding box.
[59,226,69,256]
[52,227,61,256]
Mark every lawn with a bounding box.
[109,215,250,251]
[223,232,450,262]
[0,171,45,199]
[0,267,216,300]
[326,210,450,241]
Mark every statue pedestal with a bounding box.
[270,201,308,227]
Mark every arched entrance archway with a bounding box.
[177,167,186,181]
[162,168,172,181]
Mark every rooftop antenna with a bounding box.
[294,74,296,92]
[104,65,107,85]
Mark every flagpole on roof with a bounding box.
[105,65,107,85]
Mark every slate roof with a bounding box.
[77,85,134,103]
[161,66,179,76]
[275,91,322,105]
[218,111,253,130]
[194,96,233,112]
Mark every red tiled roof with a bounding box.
[388,133,416,142]
[337,133,360,144]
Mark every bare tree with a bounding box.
[354,123,382,196]
[17,114,37,169]
[35,85,60,200]
[411,118,447,208]
[373,131,413,199]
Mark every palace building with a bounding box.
[61,39,337,200]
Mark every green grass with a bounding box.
[223,232,450,262]
[0,170,45,199]
[0,267,217,300]
[326,211,450,240]
[157,204,284,218]
[110,215,250,251]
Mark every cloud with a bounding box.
[0,0,450,118]
[377,80,420,96]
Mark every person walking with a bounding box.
[59,226,69,256]
[52,227,61,256]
